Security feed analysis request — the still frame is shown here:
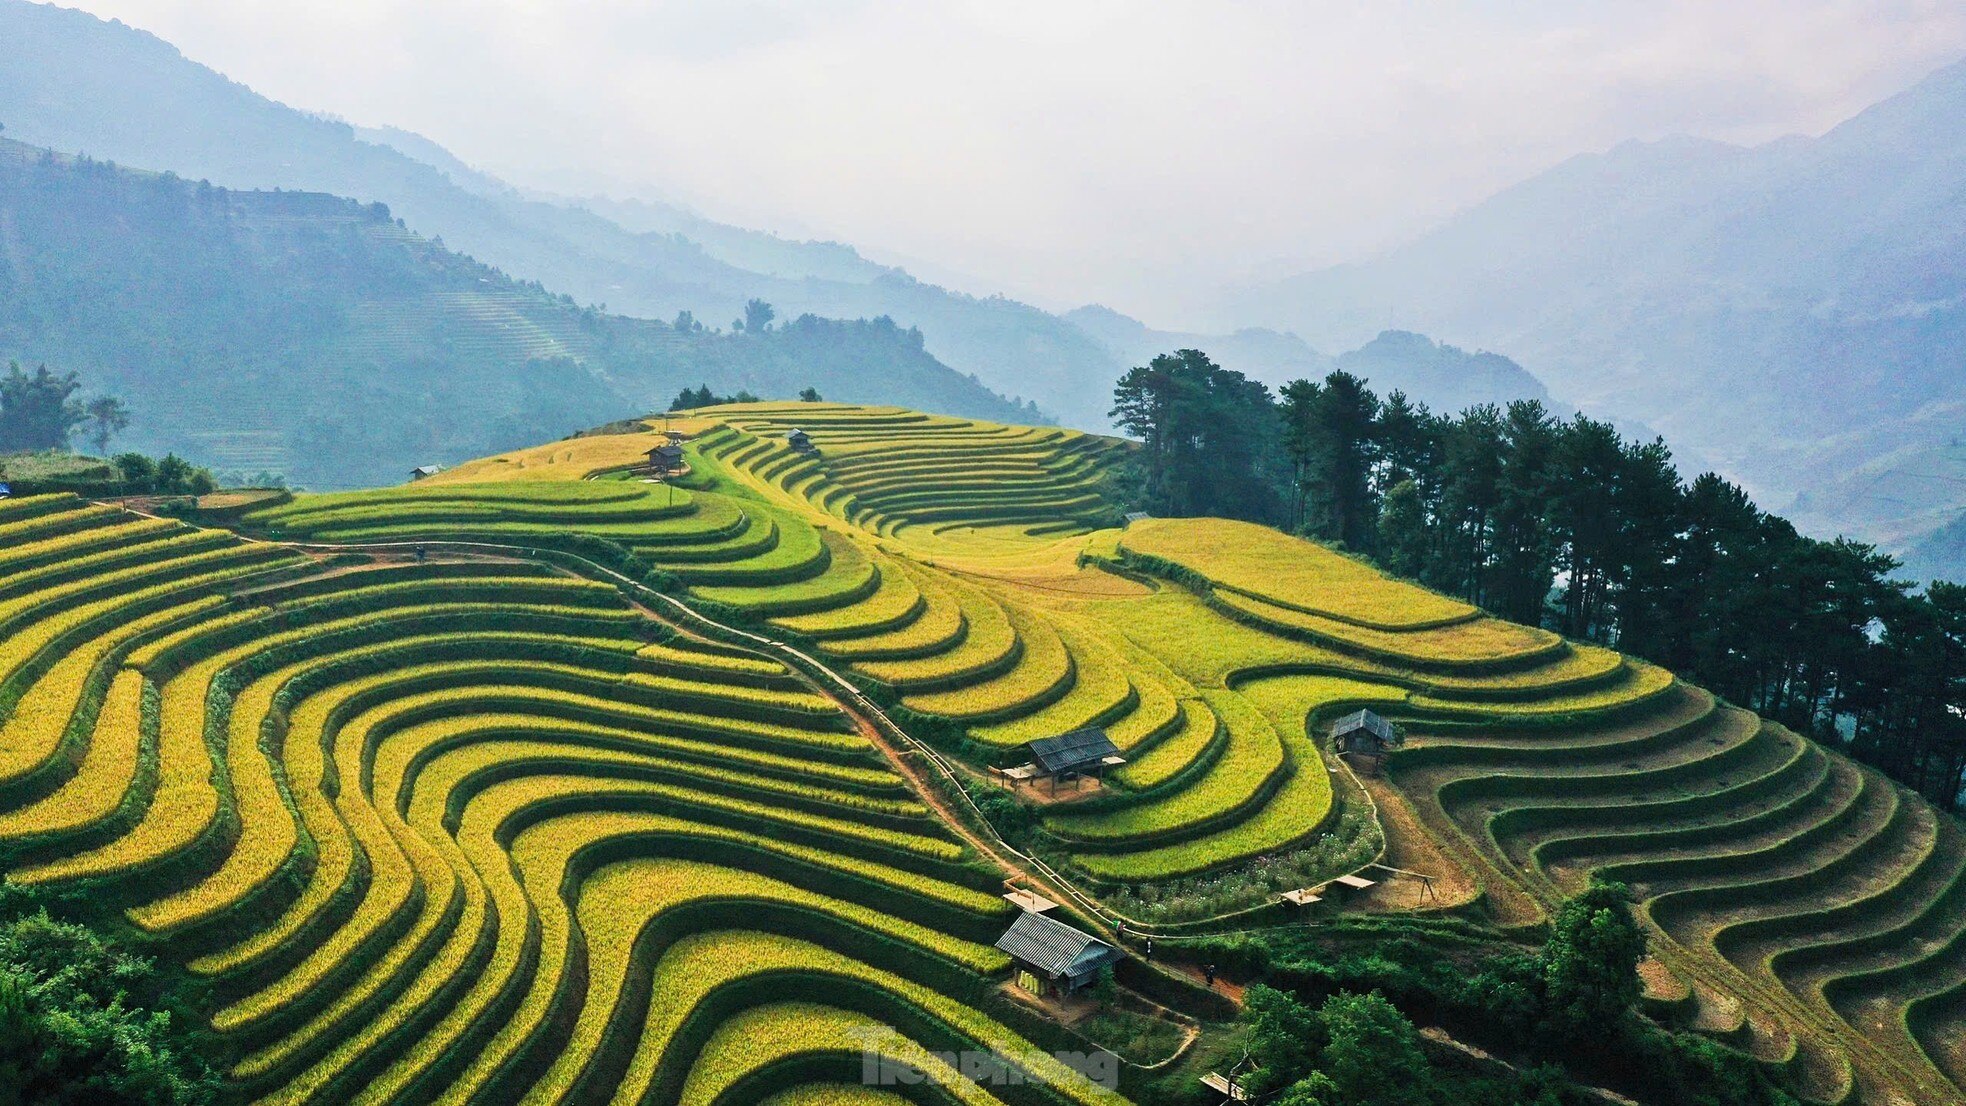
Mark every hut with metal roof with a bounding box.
[1002,728,1124,793]
[994,910,1122,996]
[786,428,818,455]
[645,443,686,473]
[1331,709,1400,756]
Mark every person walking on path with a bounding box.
[1204,963,1218,988]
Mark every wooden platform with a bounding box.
[1003,888,1059,914]
[1279,889,1323,907]
[1200,1072,1251,1101]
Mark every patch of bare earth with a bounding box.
[1352,774,1478,913]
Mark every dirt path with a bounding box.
[611,581,1117,940]
[1165,961,1245,1004]
[839,696,1032,884]
[1353,774,1480,913]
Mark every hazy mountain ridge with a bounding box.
[1230,56,1966,575]
[0,137,1032,488]
[353,124,893,286]
[1064,303,1331,386]
[1065,304,1552,415]
[1331,330,1552,415]
[0,0,1138,426]
[1906,508,1966,586]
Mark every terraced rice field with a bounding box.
[1388,684,1966,1104]
[557,403,1966,1105]
[10,399,1966,1106]
[0,492,1122,1105]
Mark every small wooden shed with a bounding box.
[1332,709,1400,756]
[786,428,818,455]
[646,443,686,473]
[995,910,1122,995]
[409,464,443,481]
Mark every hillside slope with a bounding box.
[244,405,1966,1104]
[4,405,1966,1102]
[0,488,1126,1105]
[1230,57,1966,566]
[0,139,1032,488]
[1906,508,1966,586]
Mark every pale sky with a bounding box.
[60,0,1966,326]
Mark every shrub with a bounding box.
[0,902,222,1105]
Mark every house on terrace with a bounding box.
[645,443,686,473]
[1332,709,1401,772]
[995,910,1122,996]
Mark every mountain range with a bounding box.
[1065,306,1552,415]
[1229,56,1966,579]
[0,0,1554,440]
[11,0,1956,580]
[0,138,1032,488]
[0,0,1117,424]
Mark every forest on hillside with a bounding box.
[1112,350,1966,812]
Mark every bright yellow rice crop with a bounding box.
[1121,516,1475,629]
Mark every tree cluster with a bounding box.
[109,453,216,497]
[737,298,775,334]
[0,363,128,455]
[668,384,761,411]
[0,891,220,1105]
[1108,349,1285,521]
[1229,884,1795,1106]
[1112,353,1966,811]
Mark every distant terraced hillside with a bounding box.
[6,402,1965,1105]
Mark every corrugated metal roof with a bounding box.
[1332,709,1396,742]
[1025,728,1119,774]
[994,910,1112,977]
